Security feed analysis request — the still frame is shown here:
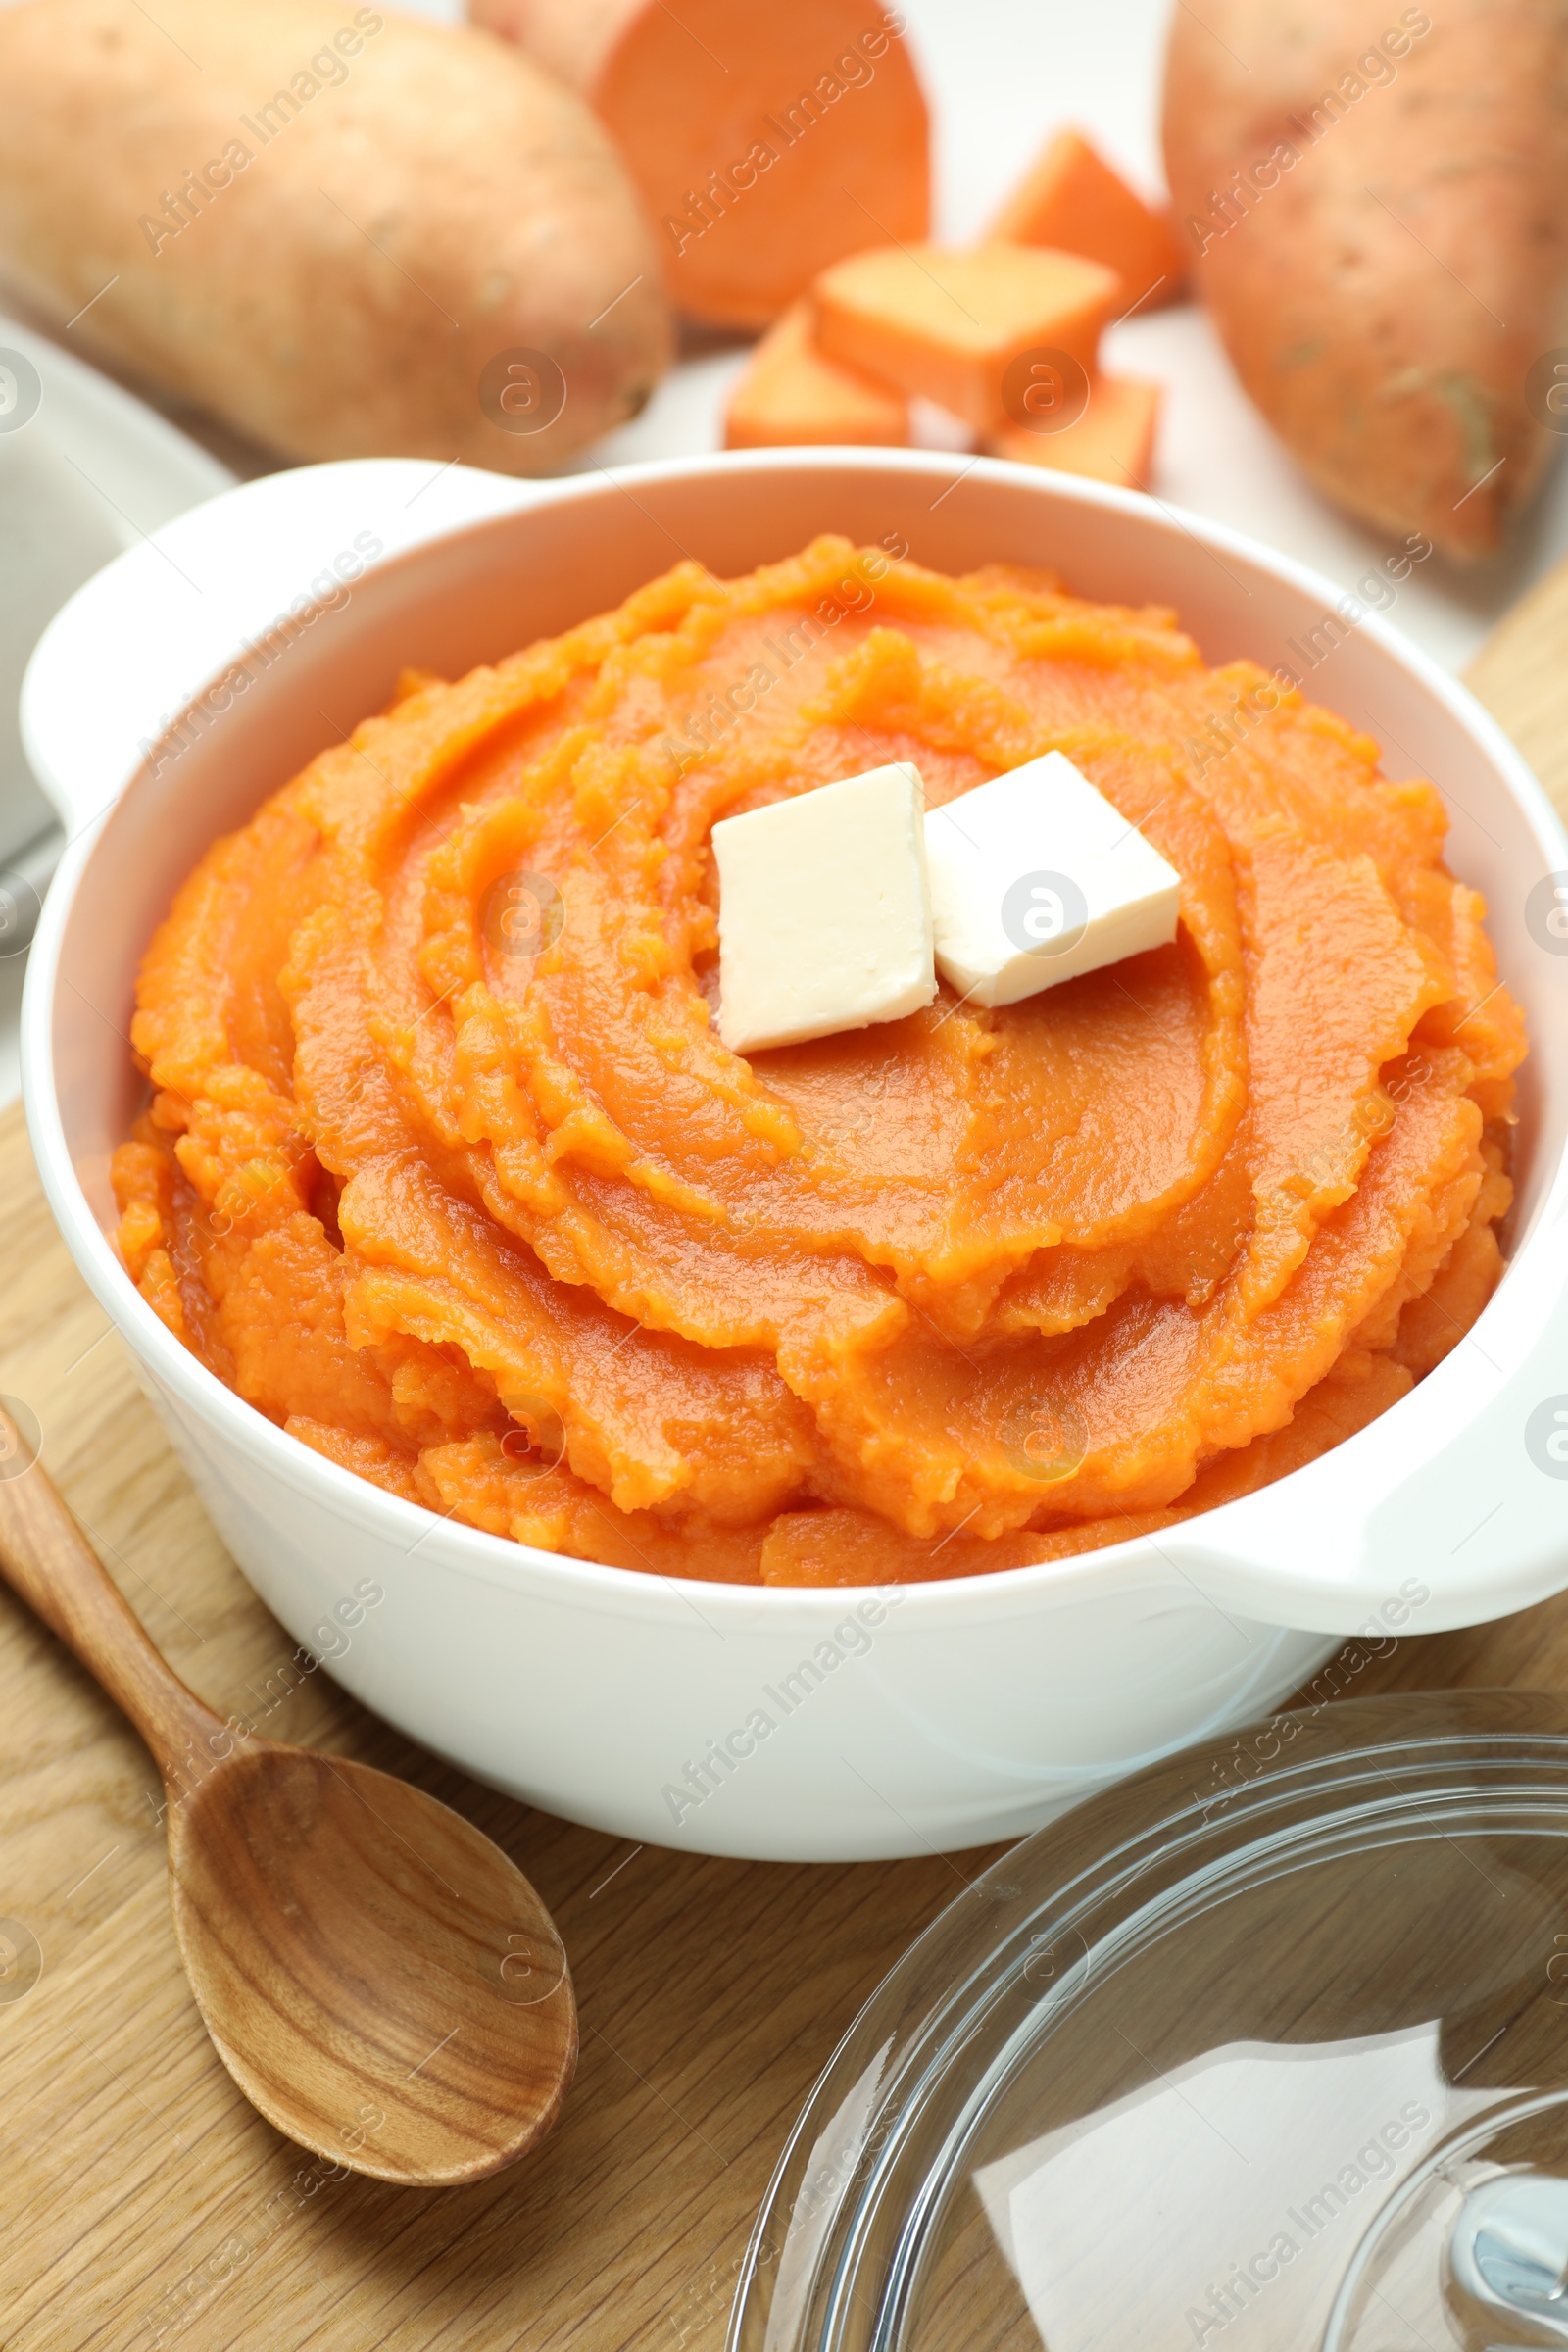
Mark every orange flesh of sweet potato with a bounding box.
[987,127,1186,313]
[1162,0,1568,560]
[724,300,908,447]
[811,241,1122,434]
[468,0,931,330]
[985,373,1162,489]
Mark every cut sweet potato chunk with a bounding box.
[812,242,1121,434]
[985,373,1162,488]
[988,127,1186,312]
[724,300,908,449]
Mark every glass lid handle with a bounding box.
[1450,2175,1568,2339]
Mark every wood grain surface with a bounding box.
[0,571,1564,2351]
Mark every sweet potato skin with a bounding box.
[471,0,931,330]
[1162,0,1568,558]
[0,0,673,470]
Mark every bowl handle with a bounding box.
[20,457,542,842]
[1139,1193,1568,1641]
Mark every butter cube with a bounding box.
[714,764,936,1054]
[924,752,1180,1007]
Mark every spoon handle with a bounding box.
[0,1411,223,1768]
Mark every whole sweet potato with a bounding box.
[0,0,673,470]
[1163,0,1568,559]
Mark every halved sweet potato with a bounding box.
[471,0,931,329]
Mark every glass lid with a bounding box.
[735,1690,1568,2352]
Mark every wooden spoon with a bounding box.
[0,1418,576,2186]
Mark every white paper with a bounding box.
[974,2022,1511,2350]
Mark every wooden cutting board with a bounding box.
[1,576,1566,2352]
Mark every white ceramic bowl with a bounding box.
[21,451,1568,1862]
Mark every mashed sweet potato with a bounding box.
[112,537,1525,1585]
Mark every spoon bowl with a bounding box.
[0,1410,575,2184]
[171,1741,573,2184]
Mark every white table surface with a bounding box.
[5,0,1564,1109]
